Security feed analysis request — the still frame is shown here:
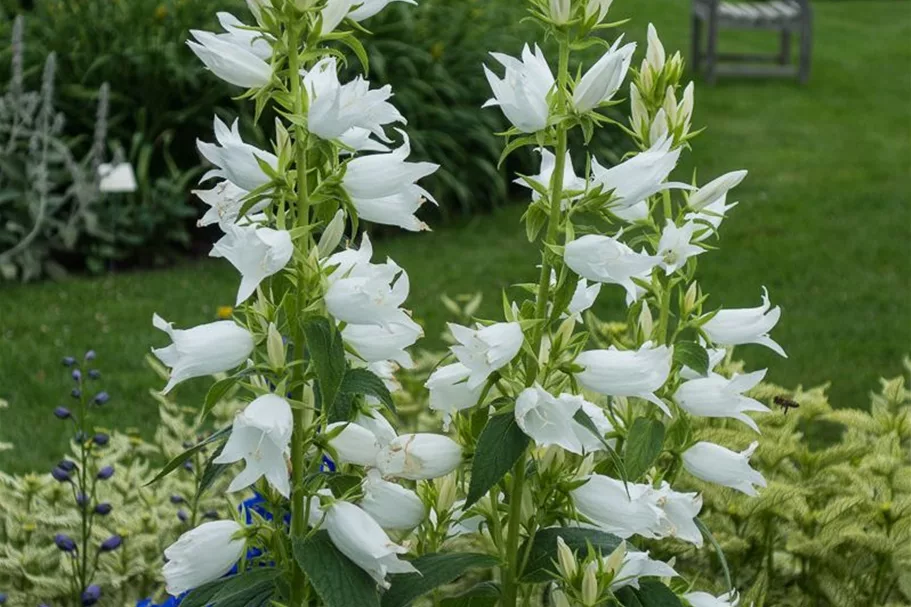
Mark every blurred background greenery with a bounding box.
[0,0,908,472]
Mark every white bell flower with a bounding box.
[151,314,254,394]
[214,394,293,497]
[320,0,355,34]
[214,12,272,60]
[425,363,485,428]
[325,259,413,328]
[591,135,692,211]
[354,409,398,447]
[702,288,786,357]
[685,193,739,242]
[515,148,588,205]
[187,25,271,88]
[567,278,602,319]
[303,57,404,142]
[210,224,293,305]
[324,501,418,588]
[564,234,661,304]
[195,181,267,229]
[515,386,614,455]
[572,475,667,539]
[97,162,137,193]
[573,38,636,112]
[348,0,417,21]
[655,482,703,546]
[376,433,462,480]
[366,360,402,394]
[483,44,555,133]
[688,170,748,212]
[197,117,278,192]
[360,470,426,530]
[675,370,770,432]
[449,322,524,389]
[342,318,422,368]
[683,590,741,607]
[339,127,391,153]
[682,441,767,496]
[324,232,374,282]
[609,550,678,591]
[351,185,434,232]
[163,520,246,596]
[575,343,673,414]
[657,220,704,274]
[326,422,382,466]
[342,131,438,200]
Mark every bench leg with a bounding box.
[798,11,812,84]
[706,15,718,84]
[692,14,703,73]
[779,29,791,65]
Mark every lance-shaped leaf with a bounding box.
[381,553,499,607]
[466,411,529,508]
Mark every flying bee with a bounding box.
[773,395,800,414]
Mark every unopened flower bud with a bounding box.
[550,0,571,24]
[203,510,219,520]
[630,85,648,134]
[97,466,114,480]
[556,537,578,579]
[540,444,565,472]
[71,388,82,399]
[266,323,285,369]
[93,433,109,447]
[649,108,668,145]
[62,356,76,367]
[76,493,90,508]
[638,302,654,338]
[88,369,101,380]
[58,459,76,472]
[84,350,96,361]
[683,282,699,315]
[604,540,627,574]
[551,588,572,607]
[436,474,458,513]
[170,495,185,504]
[678,82,694,129]
[55,533,77,552]
[662,86,678,124]
[100,535,122,552]
[581,561,599,606]
[177,510,189,522]
[93,391,110,405]
[586,0,613,22]
[51,467,71,483]
[72,369,82,382]
[95,503,113,516]
[81,585,102,607]
[54,406,71,419]
[317,209,347,258]
[646,23,666,73]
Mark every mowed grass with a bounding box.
[1,0,908,474]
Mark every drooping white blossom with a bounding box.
[342,318,423,367]
[572,475,667,539]
[515,386,613,454]
[303,57,404,143]
[376,433,462,480]
[567,277,602,319]
[655,482,703,546]
[198,117,278,192]
[483,44,555,133]
[351,187,435,232]
[574,343,673,414]
[325,259,413,328]
[214,394,293,497]
[656,220,704,274]
[590,135,692,211]
[324,501,418,588]
[195,181,267,229]
[320,0,355,34]
[343,131,438,201]
[683,590,741,607]
[151,314,254,394]
[210,224,293,305]
[682,441,767,496]
[573,38,636,112]
[425,363,485,428]
[702,288,786,357]
[675,370,770,432]
[163,520,246,596]
[187,18,271,88]
[688,170,748,212]
[609,551,678,591]
[564,234,661,304]
[360,470,426,530]
[326,422,382,466]
[354,409,398,447]
[449,322,524,389]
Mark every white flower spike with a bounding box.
[574,343,673,414]
[675,369,770,432]
[151,314,254,394]
[214,394,293,497]
[210,224,293,305]
[483,44,555,133]
[163,520,246,596]
[702,288,786,357]
[682,441,767,496]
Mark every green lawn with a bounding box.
[1,0,909,474]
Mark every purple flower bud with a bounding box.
[93,391,110,405]
[71,388,82,399]
[100,535,122,552]
[88,369,101,380]
[54,406,72,419]
[97,466,114,480]
[58,459,76,472]
[55,534,77,552]
[62,356,76,367]
[82,584,102,606]
[93,433,109,447]
[170,495,184,504]
[72,369,82,382]
[95,502,113,516]
[76,493,90,508]
[51,467,71,483]
[84,350,96,361]
[177,510,188,522]
[182,460,193,471]
[0,592,7,604]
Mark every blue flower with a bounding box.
[51,467,72,483]
[95,502,113,516]
[97,465,115,480]
[55,533,77,552]
[93,391,110,405]
[100,535,122,552]
[54,406,72,419]
[82,584,102,606]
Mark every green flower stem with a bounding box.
[286,16,312,607]
[502,33,572,607]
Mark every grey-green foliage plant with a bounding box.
[654,359,911,607]
[0,357,241,607]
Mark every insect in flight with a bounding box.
[773,396,800,414]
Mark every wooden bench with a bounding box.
[691,0,813,84]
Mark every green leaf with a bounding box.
[382,553,499,607]
[672,340,709,376]
[573,409,629,490]
[340,367,395,413]
[293,530,381,607]
[615,587,645,607]
[465,411,528,508]
[618,580,684,606]
[195,441,230,502]
[520,527,622,583]
[202,375,241,420]
[303,317,347,415]
[181,568,281,607]
[146,426,230,486]
[439,582,500,606]
[624,417,666,481]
